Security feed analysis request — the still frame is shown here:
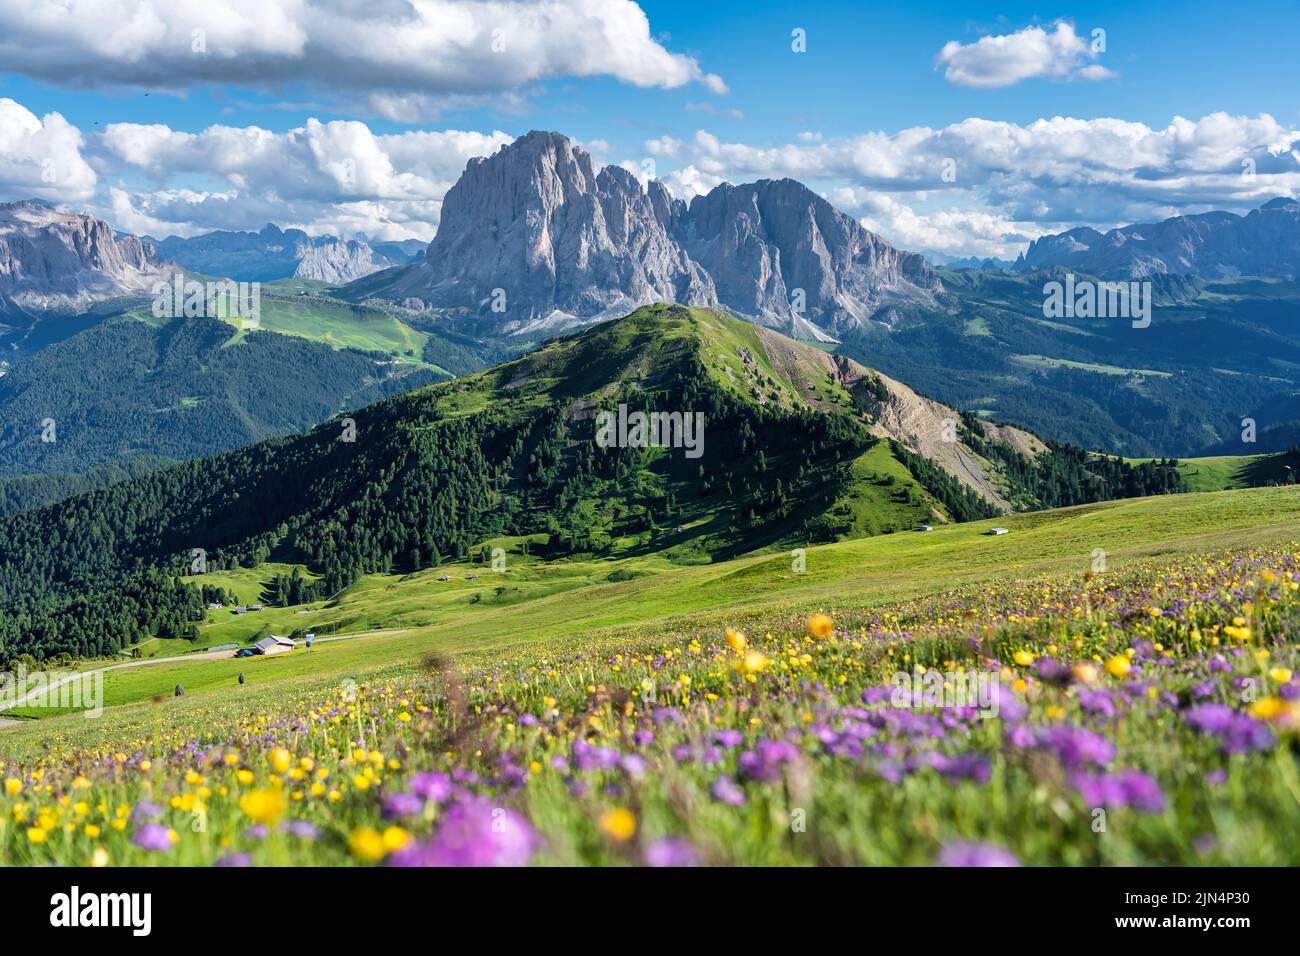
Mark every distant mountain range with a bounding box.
[0,132,1298,470]
[925,253,1016,271]
[0,200,172,319]
[148,225,425,284]
[1015,198,1300,280]
[343,131,940,340]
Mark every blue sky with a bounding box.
[0,0,1296,257]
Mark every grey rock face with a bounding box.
[366,131,715,335]
[678,180,940,338]
[0,201,172,315]
[152,223,405,284]
[345,131,939,338]
[1016,198,1300,280]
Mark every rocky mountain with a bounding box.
[1014,197,1300,280]
[0,201,173,318]
[151,224,416,284]
[343,131,940,339]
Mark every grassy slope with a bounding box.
[1124,451,1299,491]
[128,285,441,370]
[5,484,1297,732]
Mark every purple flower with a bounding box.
[938,841,1020,867]
[388,800,536,867]
[930,752,991,784]
[383,791,426,818]
[1035,725,1114,769]
[1035,657,1072,686]
[409,771,452,804]
[737,739,799,782]
[282,820,320,839]
[619,754,648,779]
[710,774,746,807]
[214,852,251,867]
[1077,689,1117,718]
[861,686,893,705]
[714,729,744,748]
[1184,703,1237,735]
[1185,704,1274,754]
[132,823,172,853]
[645,837,700,867]
[1071,769,1166,812]
[651,707,683,726]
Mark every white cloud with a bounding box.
[655,114,1300,256]
[935,22,1115,89]
[0,99,97,202]
[95,118,513,239]
[0,0,727,118]
[4,89,1298,259]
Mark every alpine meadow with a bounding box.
[0,1,1298,927]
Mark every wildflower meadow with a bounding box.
[3,543,1299,867]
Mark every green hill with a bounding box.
[1124,450,1300,491]
[0,305,1185,667]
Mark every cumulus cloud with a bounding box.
[651,113,1300,257]
[0,99,97,202]
[935,22,1115,89]
[3,88,1298,259]
[94,119,513,239]
[0,0,726,119]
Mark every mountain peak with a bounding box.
[1017,201,1300,280]
[0,202,171,317]
[343,131,937,339]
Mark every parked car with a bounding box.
[234,648,256,658]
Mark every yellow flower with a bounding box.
[348,827,388,862]
[1072,662,1099,684]
[90,846,109,868]
[84,824,101,839]
[599,808,637,842]
[742,651,767,674]
[807,613,834,639]
[235,769,254,785]
[26,827,45,844]
[725,629,747,651]
[1104,655,1131,679]
[1269,667,1293,684]
[1249,696,1294,723]
[3,778,20,795]
[1013,650,1036,667]
[239,788,285,825]
[269,748,292,774]
[382,826,409,852]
